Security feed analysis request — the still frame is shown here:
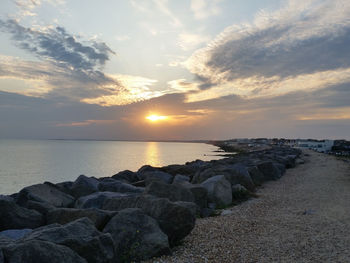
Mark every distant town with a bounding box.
[212,138,350,157]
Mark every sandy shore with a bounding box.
[145,150,350,262]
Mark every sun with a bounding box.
[146,114,168,122]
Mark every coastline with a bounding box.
[146,150,350,262]
[1,145,302,262]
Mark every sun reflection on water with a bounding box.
[145,142,161,167]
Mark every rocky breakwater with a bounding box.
[0,146,301,262]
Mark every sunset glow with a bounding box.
[146,115,168,122]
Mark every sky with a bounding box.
[0,0,349,140]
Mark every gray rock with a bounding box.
[75,191,135,209]
[102,195,196,246]
[248,166,265,186]
[24,218,115,263]
[112,170,140,183]
[181,183,208,209]
[143,171,174,185]
[0,197,44,231]
[16,183,75,208]
[257,161,282,180]
[70,175,100,198]
[55,181,74,195]
[98,180,144,194]
[160,164,197,177]
[172,174,190,184]
[103,208,170,262]
[0,229,32,240]
[201,175,232,207]
[231,184,250,200]
[221,209,233,216]
[2,240,87,263]
[47,208,116,231]
[144,181,195,203]
[25,200,56,215]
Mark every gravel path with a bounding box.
[145,150,350,263]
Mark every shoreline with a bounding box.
[146,150,350,262]
[0,145,302,262]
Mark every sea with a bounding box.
[0,139,222,195]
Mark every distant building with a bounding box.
[297,140,334,153]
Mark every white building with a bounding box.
[297,140,334,153]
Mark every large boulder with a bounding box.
[75,191,136,209]
[160,164,197,177]
[181,183,208,209]
[0,229,32,241]
[46,208,116,230]
[112,170,140,183]
[1,240,87,263]
[144,181,195,203]
[257,161,282,180]
[98,180,144,194]
[201,175,232,208]
[16,183,75,208]
[102,195,196,246]
[247,166,266,186]
[140,171,174,185]
[223,164,255,191]
[70,175,100,198]
[25,200,56,215]
[103,208,170,262]
[24,218,115,263]
[172,174,190,184]
[0,197,44,231]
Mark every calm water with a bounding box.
[0,140,221,195]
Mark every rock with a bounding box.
[192,164,255,192]
[0,229,32,240]
[257,161,282,180]
[16,183,75,208]
[75,191,136,209]
[200,207,215,218]
[221,209,233,216]
[55,181,74,195]
[181,183,208,209]
[137,165,160,174]
[160,164,197,177]
[2,240,87,263]
[231,184,250,200]
[70,175,100,198]
[0,197,44,231]
[140,171,174,185]
[172,174,190,184]
[0,249,3,263]
[103,208,170,262]
[248,166,265,186]
[25,200,56,215]
[98,180,144,194]
[102,195,196,246]
[47,208,116,230]
[201,175,232,208]
[144,181,195,203]
[112,170,140,183]
[24,218,115,263]
[224,164,255,191]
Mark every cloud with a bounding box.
[0,19,115,71]
[190,0,223,20]
[185,0,350,100]
[177,33,209,51]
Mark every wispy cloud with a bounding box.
[190,0,223,20]
[177,33,209,51]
